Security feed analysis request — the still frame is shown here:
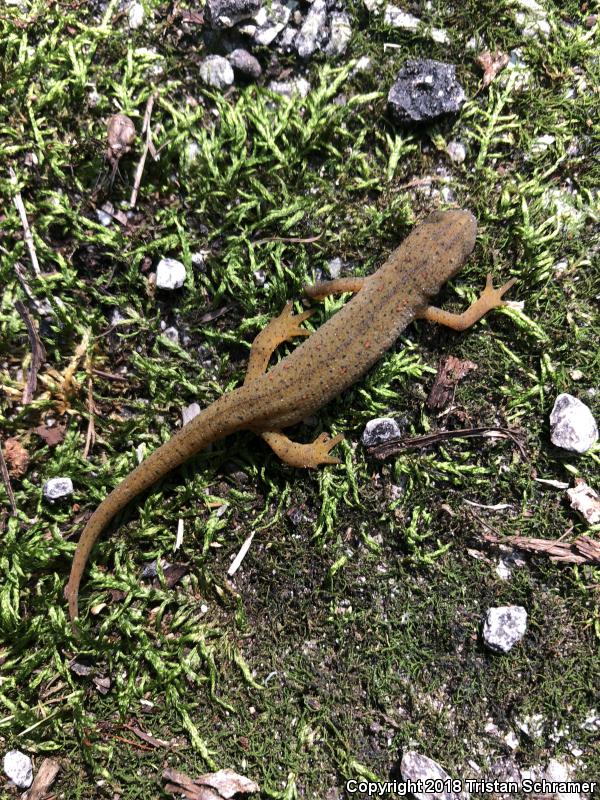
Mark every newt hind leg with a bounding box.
[245,301,315,384]
[261,430,344,468]
[246,300,345,468]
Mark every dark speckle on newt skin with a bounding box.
[65,209,511,624]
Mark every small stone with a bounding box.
[182,403,201,426]
[440,185,455,203]
[268,78,311,99]
[581,710,600,732]
[531,133,555,154]
[482,605,527,654]
[495,558,511,581]
[553,259,569,275]
[567,478,600,525]
[252,1,291,45]
[277,27,298,52]
[352,55,371,74]
[205,0,261,28]
[430,27,449,44]
[361,417,402,447]
[228,48,262,79]
[163,326,180,344]
[42,477,74,502]
[96,204,114,226]
[501,48,532,92]
[383,5,420,30]
[363,0,384,11]
[550,393,598,454]
[504,730,519,750]
[191,252,207,270]
[156,257,186,290]
[295,0,328,58]
[326,257,343,278]
[514,0,550,38]
[186,141,200,163]
[3,750,33,789]
[446,140,466,163]
[324,11,352,56]
[400,752,458,800]
[545,759,579,800]
[128,1,144,28]
[490,755,521,784]
[199,55,234,90]
[515,712,545,739]
[387,59,466,124]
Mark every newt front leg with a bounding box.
[417,274,516,331]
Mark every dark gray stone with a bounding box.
[228,48,262,79]
[550,393,598,453]
[42,477,74,502]
[199,55,235,89]
[387,59,466,124]
[205,0,261,29]
[482,605,527,654]
[361,417,402,447]
[295,0,328,58]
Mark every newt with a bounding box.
[65,210,515,622]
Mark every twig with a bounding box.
[10,260,52,316]
[130,93,157,208]
[481,531,600,566]
[23,758,60,800]
[92,368,129,381]
[0,438,17,516]
[9,168,41,276]
[397,175,450,191]
[251,232,324,246]
[228,532,255,576]
[83,373,96,459]
[366,426,526,461]
[15,299,46,404]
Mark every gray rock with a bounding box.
[549,393,598,454]
[544,759,579,800]
[400,752,458,800]
[3,750,33,789]
[268,78,311,99]
[163,325,180,344]
[482,605,527,654]
[490,756,522,785]
[295,0,328,58]
[128,1,144,28]
[182,403,201,426]
[191,251,207,271]
[228,48,262,79]
[324,11,352,56]
[361,417,402,447]
[156,257,186,289]
[326,257,343,278]
[199,55,235,89]
[446,140,466,163]
[43,477,74,502]
[384,5,420,30]
[252,1,291,45]
[387,59,466,124]
[352,55,371,74]
[205,0,261,28]
[277,26,298,52]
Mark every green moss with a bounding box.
[1,0,599,794]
